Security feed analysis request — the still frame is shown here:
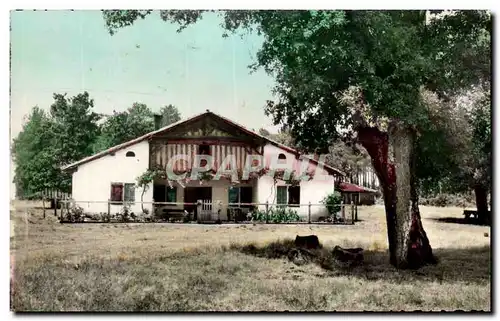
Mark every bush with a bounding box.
[64,202,85,222]
[117,204,132,223]
[419,193,475,208]
[321,192,342,217]
[250,207,301,223]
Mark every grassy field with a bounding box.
[10,201,491,312]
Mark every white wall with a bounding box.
[256,143,336,221]
[70,140,336,221]
[71,140,153,214]
[256,175,334,221]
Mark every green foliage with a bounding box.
[321,192,342,216]
[13,92,101,196]
[50,92,101,168]
[325,140,371,181]
[158,104,181,127]
[94,103,154,152]
[118,203,133,223]
[418,84,491,197]
[64,202,85,222]
[251,207,301,223]
[102,9,490,162]
[12,107,59,197]
[136,167,167,190]
[258,127,296,147]
[419,193,475,208]
[94,103,182,153]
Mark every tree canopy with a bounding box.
[93,103,182,153]
[12,107,58,196]
[104,10,490,152]
[159,104,181,128]
[103,9,491,268]
[13,92,182,197]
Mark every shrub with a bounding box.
[102,212,112,222]
[321,192,342,217]
[64,202,85,222]
[250,207,301,223]
[118,204,132,223]
[420,193,475,208]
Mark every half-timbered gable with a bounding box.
[149,112,266,172]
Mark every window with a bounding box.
[228,187,253,208]
[277,186,287,205]
[166,187,177,203]
[154,185,166,202]
[228,187,239,204]
[126,151,135,157]
[240,187,253,204]
[153,185,177,203]
[276,186,300,207]
[110,183,135,203]
[124,183,135,202]
[199,144,211,155]
[199,144,211,167]
[278,153,287,164]
[288,186,300,207]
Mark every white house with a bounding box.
[62,111,345,221]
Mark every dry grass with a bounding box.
[10,201,491,312]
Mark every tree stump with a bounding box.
[331,246,364,267]
[294,235,322,249]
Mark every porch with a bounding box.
[152,178,257,222]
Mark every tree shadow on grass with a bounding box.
[336,246,491,285]
[231,240,491,285]
[429,217,490,227]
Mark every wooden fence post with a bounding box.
[42,198,46,219]
[308,201,311,224]
[265,201,269,224]
[355,199,358,222]
[351,201,355,225]
[107,199,111,222]
[197,200,202,223]
[59,199,64,222]
[341,201,345,223]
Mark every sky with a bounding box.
[10,10,278,141]
[9,10,280,198]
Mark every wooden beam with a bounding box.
[152,137,261,148]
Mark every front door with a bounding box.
[184,187,212,219]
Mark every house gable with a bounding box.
[151,113,265,146]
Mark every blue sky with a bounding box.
[10,10,278,140]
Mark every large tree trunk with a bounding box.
[474,184,490,224]
[357,124,437,269]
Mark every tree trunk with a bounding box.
[357,124,437,269]
[141,186,146,213]
[474,184,489,224]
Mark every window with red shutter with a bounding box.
[110,183,124,203]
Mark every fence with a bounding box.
[56,199,358,225]
[18,189,72,201]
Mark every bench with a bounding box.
[228,207,250,222]
[463,209,491,222]
[463,210,479,220]
[155,206,187,222]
